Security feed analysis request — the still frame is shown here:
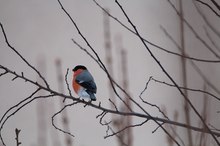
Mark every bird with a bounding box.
[72,65,97,101]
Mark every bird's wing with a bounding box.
[75,70,97,93]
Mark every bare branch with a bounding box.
[1,2,220,144]
[167,0,220,59]
[99,112,111,126]
[151,77,220,102]
[11,75,19,81]
[139,76,152,98]
[152,122,165,134]
[63,68,72,102]
[52,102,78,138]
[107,125,128,146]
[71,38,138,118]
[210,0,220,11]
[204,26,220,54]
[109,98,119,112]
[57,1,122,106]
[93,0,220,63]
[1,59,220,145]
[114,0,220,145]
[193,0,220,38]
[71,39,176,142]
[209,124,220,132]
[15,128,21,146]
[96,111,106,119]
[71,39,132,112]
[56,4,219,143]
[195,0,220,17]
[0,88,41,125]
[0,94,54,145]
[104,119,148,139]
[139,76,169,120]
[160,26,220,100]
[0,1,220,146]
[0,22,50,89]
[0,71,8,77]
[71,39,102,69]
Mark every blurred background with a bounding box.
[0,0,220,146]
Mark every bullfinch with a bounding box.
[72,65,97,101]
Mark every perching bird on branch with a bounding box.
[72,65,97,101]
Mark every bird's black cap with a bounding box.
[72,65,87,72]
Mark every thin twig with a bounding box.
[71,39,132,112]
[204,26,220,54]
[12,75,19,81]
[1,3,220,144]
[99,112,110,126]
[167,0,220,59]
[210,0,220,11]
[0,88,41,125]
[160,25,220,98]
[71,39,168,134]
[0,71,8,77]
[193,0,220,38]
[114,1,181,145]
[209,124,220,132]
[0,94,54,145]
[93,0,220,63]
[109,98,118,112]
[195,0,220,17]
[1,64,220,138]
[0,22,50,89]
[52,102,78,138]
[139,76,152,98]
[57,1,129,112]
[152,122,165,133]
[64,68,72,102]
[107,125,128,146]
[72,37,178,144]
[0,65,220,146]
[151,77,220,101]
[96,111,106,119]
[104,119,149,139]
[139,76,169,120]
[114,0,220,145]
[15,128,21,146]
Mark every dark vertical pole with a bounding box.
[55,59,73,146]
[179,1,192,145]
[121,49,133,146]
[36,56,48,146]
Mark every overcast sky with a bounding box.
[1,0,220,146]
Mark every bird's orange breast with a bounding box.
[72,79,80,94]
[72,69,84,94]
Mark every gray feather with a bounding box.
[75,70,97,93]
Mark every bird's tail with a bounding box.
[90,94,96,101]
[86,90,96,101]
